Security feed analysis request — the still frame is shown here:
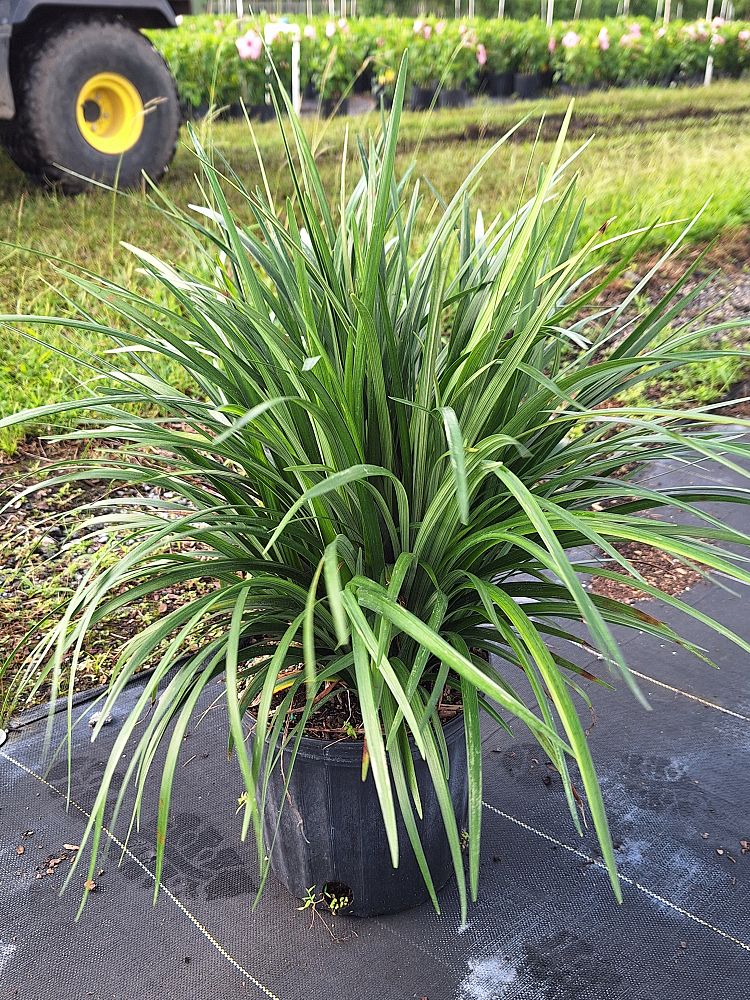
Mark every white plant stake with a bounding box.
[705,0,716,85]
[264,22,302,115]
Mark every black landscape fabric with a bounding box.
[2,451,750,1000]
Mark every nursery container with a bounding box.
[487,69,515,98]
[514,71,542,99]
[374,89,394,110]
[320,97,351,117]
[354,65,373,94]
[263,713,468,917]
[410,84,436,111]
[438,87,468,109]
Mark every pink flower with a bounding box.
[325,20,336,38]
[597,27,610,50]
[629,22,642,36]
[459,23,468,35]
[548,36,556,52]
[739,28,750,42]
[476,43,488,66]
[656,27,666,38]
[561,30,580,49]
[712,15,725,26]
[337,17,347,27]
[236,29,262,61]
[413,18,425,34]
[303,24,316,40]
[435,20,447,35]
[422,24,432,39]
[711,33,726,45]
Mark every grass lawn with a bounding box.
[1,81,750,452]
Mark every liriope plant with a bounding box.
[3,57,750,921]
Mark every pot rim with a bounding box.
[264,706,466,764]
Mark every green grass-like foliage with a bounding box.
[3,56,750,920]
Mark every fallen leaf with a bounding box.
[84,879,97,891]
[63,844,79,852]
[15,846,24,855]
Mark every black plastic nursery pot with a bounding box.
[353,65,373,94]
[438,87,468,109]
[319,96,350,117]
[262,712,468,917]
[514,71,543,99]
[486,69,515,98]
[410,84,436,112]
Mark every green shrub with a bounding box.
[511,17,552,74]
[479,18,519,74]
[5,59,750,919]
[150,14,750,109]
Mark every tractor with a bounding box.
[0,0,189,190]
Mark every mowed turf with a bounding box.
[1,80,750,452]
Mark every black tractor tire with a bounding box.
[2,17,180,192]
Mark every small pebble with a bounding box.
[88,711,113,727]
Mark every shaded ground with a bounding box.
[430,102,750,148]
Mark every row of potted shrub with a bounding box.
[149,14,750,112]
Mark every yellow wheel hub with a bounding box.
[75,72,144,155]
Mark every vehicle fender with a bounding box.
[10,0,185,30]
